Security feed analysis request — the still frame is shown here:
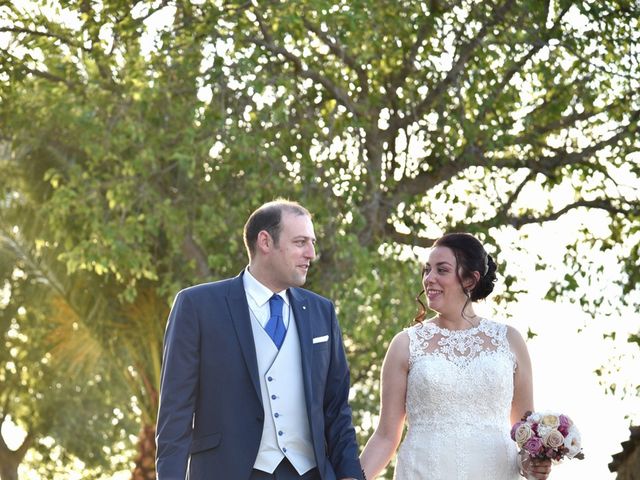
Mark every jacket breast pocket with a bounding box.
[312,341,330,351]
[312,334,330,350]
[190,432,222,454]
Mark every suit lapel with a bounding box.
[226,272,261,400]
[288,288,314,404]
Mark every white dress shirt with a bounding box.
[244,267,291,330]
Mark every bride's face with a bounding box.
[423,246,467,314]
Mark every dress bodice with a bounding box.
[394,318,520,480]
[406,318,516,429]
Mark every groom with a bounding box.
[156,200,364,480]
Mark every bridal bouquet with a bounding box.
[511,411,584,462]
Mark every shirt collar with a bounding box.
[243,267,289,307]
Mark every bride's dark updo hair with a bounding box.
[434,232,497,300]
[414,232,497,322]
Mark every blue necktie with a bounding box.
[266,294,286,349]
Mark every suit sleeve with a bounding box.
[323,303,364,479]
[156,290,200,480]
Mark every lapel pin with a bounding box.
[302,306,306,310]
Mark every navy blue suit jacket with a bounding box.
[156,272,363,480]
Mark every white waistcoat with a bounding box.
[250,311,316,474]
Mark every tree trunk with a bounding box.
[0,429,31,480]
[0,448,21,480]
[131,424,156,480]
[0,464,18,480]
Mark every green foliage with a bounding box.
[0,240,135,476]
[1,0,639,477]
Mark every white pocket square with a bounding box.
[312,335,329,344]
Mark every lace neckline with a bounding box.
[407,318,515,371]
[423,317,487,335]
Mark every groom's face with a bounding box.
[266,212,316,291]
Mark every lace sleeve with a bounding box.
[496,322,518,373]
[405,326,418,369]
[405,324,431,369]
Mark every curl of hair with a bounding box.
[413,288,427,324]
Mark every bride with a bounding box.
[359,233,552,480]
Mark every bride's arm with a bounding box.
[507,326,552,480]
[359,331,409,479]
[507,325,534,424]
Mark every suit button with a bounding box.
[271,395,277,399]
[274,413,280,418]
[267,376,273,382]
[278,431,283,436]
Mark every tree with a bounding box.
[1,0,638,477]
[0,226,136,480]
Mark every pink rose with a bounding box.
[524,436,544,456]
[530,421,539,435]
[558,415,571,436]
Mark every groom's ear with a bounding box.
[256,230,273,253]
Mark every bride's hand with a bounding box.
[521,455,552,479]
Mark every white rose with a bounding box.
[515,423,533,448]
[563,429,582,458]
[541,414,560,429]
[528,412,542,423]
[543,429,565,449]
[537,424,553,438]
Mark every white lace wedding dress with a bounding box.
[394,318,520,480]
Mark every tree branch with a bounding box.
[0,425,8,453]
[494,198,638,229]
[514,107,608,146]
[14,431,34,461]
[389,0,518,135]
[385,196,638,249]
[0,415,33,461]
[0,228,66,297]
[481,1,572,116]
[181,232,212,280]
[247,9,363,116]
[517,108,640,173]
[24,65,77,88]
[0,45,82,91]
[387,0,463,96]
[381,105,638,248]
[475,41,546,124]
[494,170,536,220]
[373,143,485,243]
[563,42,640,82]
[0,392,10,423]
[383,224,437,248]
[0,26,88,52]
[388,142,487,202]
[129,0,172,24]
[301,17,369,95]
